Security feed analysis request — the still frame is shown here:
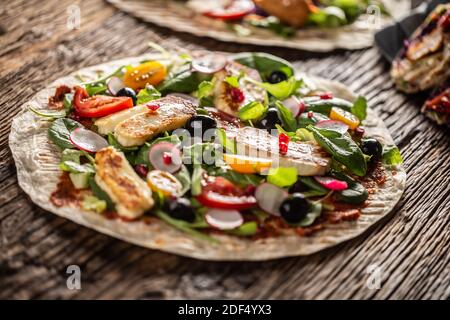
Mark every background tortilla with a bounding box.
[9,55,406,261]
[106,0,410,51]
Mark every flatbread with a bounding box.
[9,55,406,261]
[106,0,411,51]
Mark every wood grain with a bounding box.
[0,0,448,300]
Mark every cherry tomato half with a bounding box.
[73,87,133,118]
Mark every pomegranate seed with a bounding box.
[146,104,160,112]
[307,111,313,118]
[244,185,256,195]
[319,92,333,100]
[279,133,289,155]
[230,87,245,103]
[163,152,173,165]
[134,164,149,178]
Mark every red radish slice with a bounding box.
[69,128,109,153]
[316,120,349,134]
[255,183,289,216]
[282,96,302,118]
[148,142,182,173]
[205,209,244,230]
[203,0,255,20]
[192,53,227,74]
[314,176,348,191]
[106,76,125,96]
[167,93,199,105]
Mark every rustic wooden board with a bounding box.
[0,0,448,299]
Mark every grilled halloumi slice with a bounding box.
[113,96,196,147]
[213,62,267,117]
[236,127,331,176]
[95,147,154,220]
[95,105,148,135]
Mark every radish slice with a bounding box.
[192,53,227,74]
[69,128,109,153]
[282,96,303,118]
[205,209,244,230]
[255,183,289,216]
[106,76,125,96]
[148,142,182,173]
[316,120,349,134]
[314,176,348,191]
[167,93,199,105]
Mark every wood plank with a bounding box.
[0,0,448,300]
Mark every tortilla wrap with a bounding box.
[106,0,410,52]
[9,55,406,261]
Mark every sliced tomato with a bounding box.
[204,0,255,20]
[73,86,133,118]
[196,176,257,210]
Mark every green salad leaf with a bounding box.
[307,125,367,176]
[29,106,66,119]
[267,167,298,188]
[255,76,301,100]
[238,101,267,121]
[82,195,107,214]
[175,165,191,196]
[276,101,297,132]
[228,221,258,236]
[304,96,353,114]
[108,133,139,152]
[216,128,236,154]
[232,52,294,81]
[382,145,403,165]
[332,171,368,204]
[136,85,161,105]
[48,118,83,150]
[60,161,95,174]
[191,165,204,196]
[63,93,74,114]
[299,177,329,197]
[89,176,115,210]
[351,96,367,121]
[158,64,206,94]
[295,202,323,227]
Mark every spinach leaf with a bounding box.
[88,176,115,211]
[307,125,367,176]
[158,64,205,94]
[232,52,294,81]
[108,133,139,152]
[299,177,329,197]
[136,85,161,105]
[351,96,367,121]
[238,101,267,121]
[382,145,403,165]
[304,96,353,114]
[332,171,368,204]
[298,112,329,128]
[276,101,297,132]
[48,118,83,150]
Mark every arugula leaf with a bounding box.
[267,167,298,188]
[304,96,353,114]
[48,118,83,150]
[307,125,367,176]
[80,65,127,86]
[136,85,161,105]
[275,101,297,132]
[85,83,107,96]
[382,145,403,165]
[191,165,204,196]
[232,52,294,81]
[29,106,66,119]
[238,101,267,121]
[352,96,367,121]
[216,128,236,154]
[175,165,191,196]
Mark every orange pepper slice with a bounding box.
[223,154,273,174]
[123,61,166,91]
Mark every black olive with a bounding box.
[279,193,309,224]
[256,108,280,131]
[268,71,288,84]
[185,115,217,139]
[116,87,137,105]
[288,180,308,194]
[361,138,383,160]
[163,198,196,222]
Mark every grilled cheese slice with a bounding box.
[95,147,153,219]
[113,96,196,147]
[95,105,149,135]
[236,127,331,176]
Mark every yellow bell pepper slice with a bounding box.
[147,170,182,197]
[223,154,273,174]
[330,107,360,130]
[123,61,166,91]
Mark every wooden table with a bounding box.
[1,0,448,300]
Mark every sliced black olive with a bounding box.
[163,198,196,222]
[361,138,383,160]
[268,71,288,84]
[185,115,217,140]
[256,107,280,131]
[279,193,309,224]
[116,87,137,105]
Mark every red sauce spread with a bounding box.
[50,172,89,207]
[48,85,71,110]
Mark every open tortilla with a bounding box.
[9,55,406,261]
[107,0,410,51]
